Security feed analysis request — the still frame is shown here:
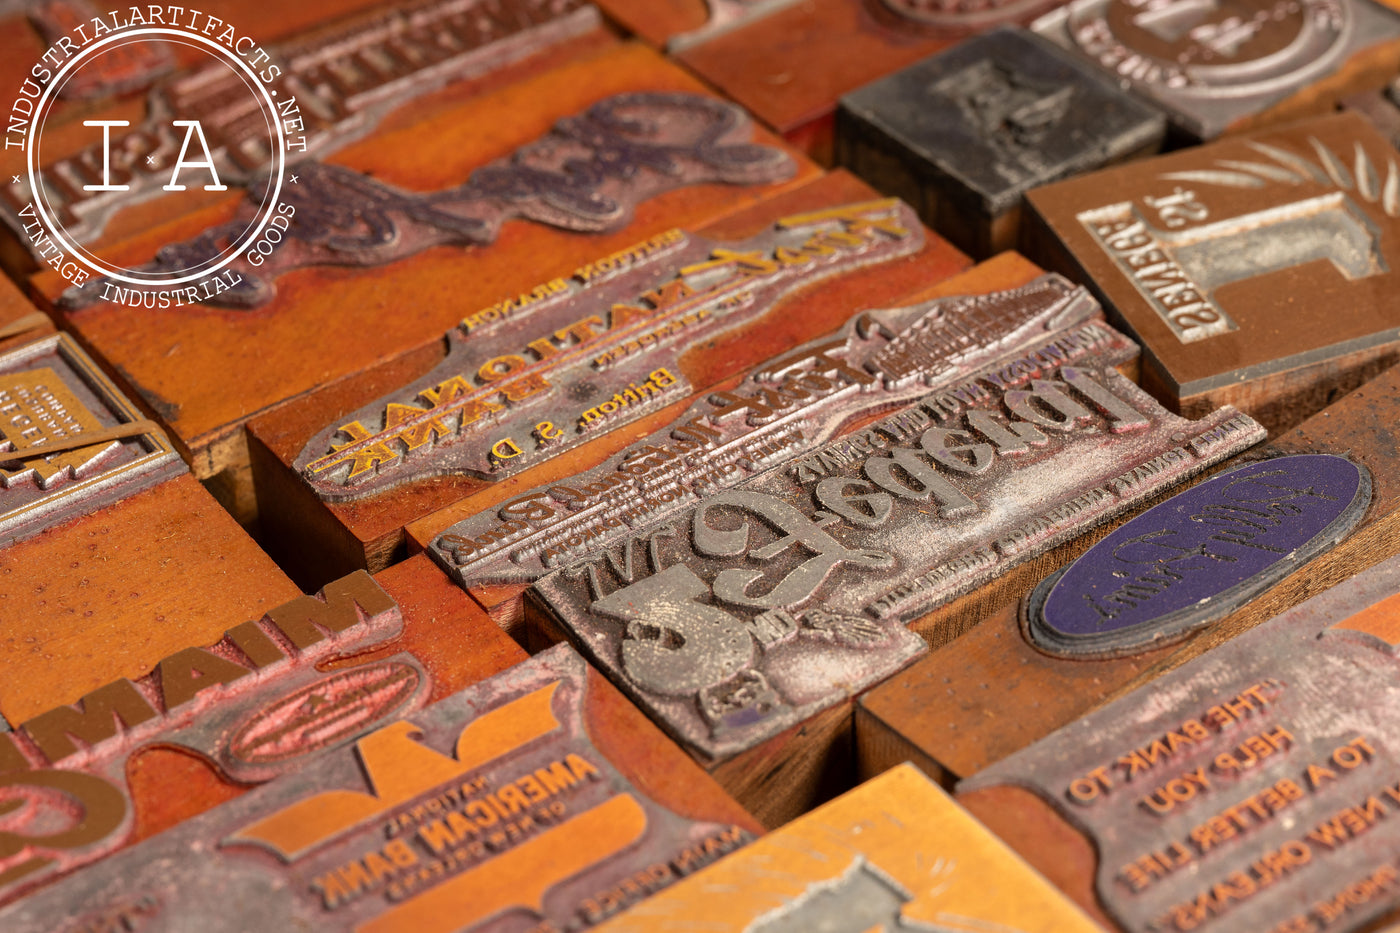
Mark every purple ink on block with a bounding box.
[1026,454,1370,657]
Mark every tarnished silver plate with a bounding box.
[293,199,921,498]
[430,276,1265,760]
[0,332,180,544]
[963,551,1400,933]
[0,645,755,932]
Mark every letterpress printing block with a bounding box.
[0,644,761,930]
[0,332,303,730]
[674,0,1066,164]
[413,265,1265,823]
[959,547,1400,933]
[1343,77,1400,149]
[24,43,818,525]
[0,555,526,903]
[0,0,608,269]
[245,171,970,588]
[1023,112,1400,435]
[837,27,1167,259]
[594,0,801,50]
[857,362,1400,791]
[1032,0,1400,142]
[591,764,1101,933]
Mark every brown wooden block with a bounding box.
[1023,112,1400,436]
[958,546,1400,933]
[858,362,1400,791]
[0,556,527,904]
[837,27,1167,259]
[28,42,819,526]
[1033,0,1400,143]
[673,0,1064,165]
[593,763,1103,933]
[245,171,970,589]
[0,332,300,725]
[0,274,51,354]
[0,0,610,276]
[0,643,762,929]
[1344,77,1400,150]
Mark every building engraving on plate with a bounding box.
[962,553,1400,933]
[0,572,430,905]
[27,0,174,100]
[1,0,597,247]
[0,334,178,541]
[1024,454,1371,658]
[431,276,1264,758]
[1077,134,1397,343]
[60,92,797,310]
[0,646,755,932]
[293,199,920,499]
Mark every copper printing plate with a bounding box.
[963,552,1400,933]
[0,645,755,932]
[0,333,179,544]
[430,276,1264,760]
[1029,112,1400,398]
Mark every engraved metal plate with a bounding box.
[1029,113,1400,405]
[27,0,174,100]
[1026,453,1372,657]
[838,28,1165,217]
[61,91,797,310]
[293,199,921,498]
[666,0,803,51]
[593,764,1102,933]
[2,0,600,248]
[430,275,1265,760]
[0,332,179,544]
[963,551,1400,933]
[1032,0,1400,139]
[0,572,429,904]
[0,645,755,932]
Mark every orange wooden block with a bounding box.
[674,0,1063,163]
[245,170,970,589]
[857,363,1400,789]
[594,764,1102,933]
[31,42,819,526]
[0,557,526,903]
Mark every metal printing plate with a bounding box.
[0,645,755,932]
[60,91,798,310]
[0,332,180,544]
[430,275,1266,761]
[2,0,600,248]
[666,0,802,52]
[964,551,1400,933]
[292,198,923,498]
[1026,453,1372,658]
[0,572,428,905]
[1032,0,1400,140]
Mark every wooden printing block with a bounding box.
[1343,77,1400,150]
[25,42,820,525]
[591,763,1102,933]
[0,274,52,354]
[836,27,1167,260]
[857,362,1400,790]
[0,332,308,728]
[672,0,1067,164]
[244,171,970,589]
[1022,112,1400,436]
[1032,0,1400,143]
[0,642,762,931]
[0,556,526,906]
[411,259,1267,824]
[0,0,610,276]
[958,549,1400,933]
